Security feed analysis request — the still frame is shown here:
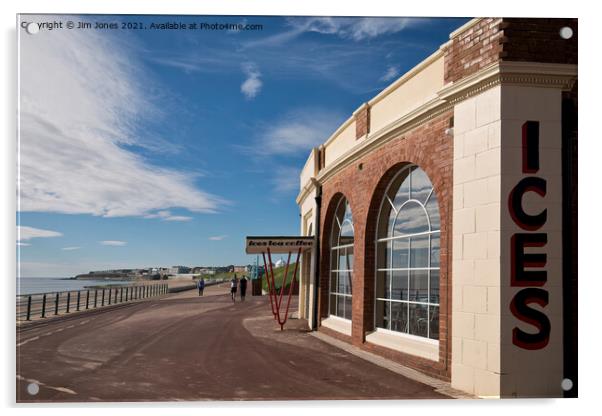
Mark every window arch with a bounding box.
[375,165,440,340]
[329,197,354,320]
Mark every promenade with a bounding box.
[17,283,451,402]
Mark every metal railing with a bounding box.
[16,282,169,322]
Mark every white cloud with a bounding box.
[99,240,127,246]
[61,246,81,251]
[164,215,193,222]
[144,210,192,222]
[380,65,400,82]
[240,62,263,99]
[251,109,345,157]
[19,22,222,219]
[286,17,425,42]
[208,235,228,241]
[17,225,63,241]
[272,166,301,193]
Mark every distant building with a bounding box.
[169,266,191,275]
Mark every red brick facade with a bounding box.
[444,18,578,84]
[444,18,504,84]
[318,111,454,380]
[355,105,370,139]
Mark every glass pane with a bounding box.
[338,250,345,270]
[391,270,408,301]
[375,270,388,299]
[331,221,340,247]
[391,170,411,210]
[384,271,391,299]
[339,235,353,247]
[347,272,353,295]
[330,248,338,271]
[425,191,441,231]
[392,238,409,269]
[375,299,388,329]
[430,233,440,268]
[429,269,440,304]
[341,272,352,295]
[330,272,337,294]
[395,201,429,236]
[344,296,352,320]
[337,271,345,293]
[336,295,345,318]
[410,167,432,204]
[329,294,337,315]
[343,200,353,224]
[390,301,408,333]
[429,306,439,340]
[346,247,354,271]
[408,303,428,338]
[340,219,354,238]
[410,235,429,268]
[376,240,390,269]
[387,204,397,237]
[409,270,429,302]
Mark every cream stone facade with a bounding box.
[295,18,577,398]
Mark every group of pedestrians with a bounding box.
[196,274,248,303]
[229,275,247,302]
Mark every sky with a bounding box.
[17,15,469,277]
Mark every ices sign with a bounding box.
[508,121,551,350]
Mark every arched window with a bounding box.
[375,165,440,340]
[329,197,354,320]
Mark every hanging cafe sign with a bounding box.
[245,236,314,330]
[245,236,314,254]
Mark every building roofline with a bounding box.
[448,17,482,39]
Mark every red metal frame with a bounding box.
[260,247,301,330]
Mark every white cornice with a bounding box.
[352,102,370,117]
[438,61,578,105]
[296,180,315,205]
[448,18,483,39]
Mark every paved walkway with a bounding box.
[17,284,450,402]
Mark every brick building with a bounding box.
[296,18,577,398]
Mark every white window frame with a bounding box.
[372,165,441,341]
[328,198,354,321]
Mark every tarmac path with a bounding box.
[16,283,449,402]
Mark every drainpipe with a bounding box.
[311,178,322,331]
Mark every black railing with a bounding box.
[17,283,169,322]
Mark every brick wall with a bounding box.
[318,110,454,380]
[444,18,504,84]
[355,104,370,139]
[502,18,577,64]
[444,18,578,84]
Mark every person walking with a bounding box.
[230,275,238,302]
[239,276,248,301]
[198,277,205,296]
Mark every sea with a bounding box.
[16,277,132,296]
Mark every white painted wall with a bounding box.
[452,86,503,397]
[298,189,316,327]
[452,84,565,398]
[499,86,564,398]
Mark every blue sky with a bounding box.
[17,15,469,277]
